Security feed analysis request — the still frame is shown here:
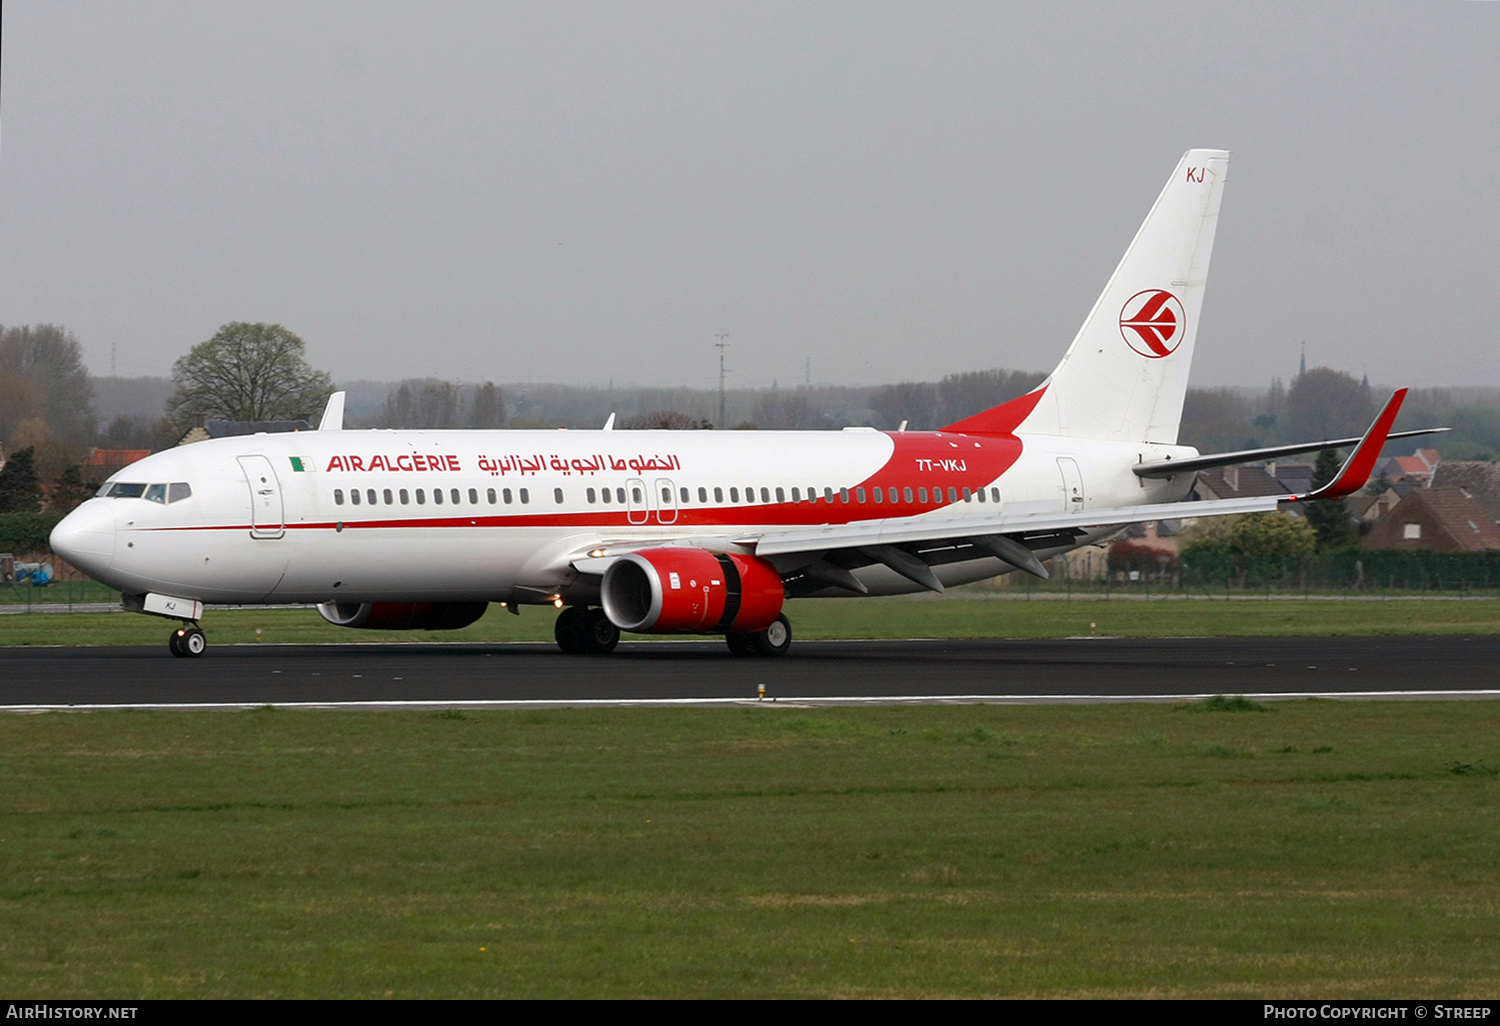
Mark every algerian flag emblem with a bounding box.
[289,457,306,472]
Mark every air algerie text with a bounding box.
[326,454,462,472]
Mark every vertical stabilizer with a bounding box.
[1017,149,1227,443]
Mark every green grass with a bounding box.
[2,702,1498,998]
[3,595,1498,647]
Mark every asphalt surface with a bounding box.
[4,635,1498,708]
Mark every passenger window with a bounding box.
[600,488,611,504]
[616,488,626,503]
[351,489,362,506]
[856,487,866,503]
[903,487,914,503]
[917,487,928,503]
[469,488,479,504]
[384,488,394,505]
[433,489,443,505]
[680,487,689,503]
[990,487,1000,503]
[364,489,374,505]
[714,487,723,503]
[661,487,671,503]
[400,489,410,504]
[730,487,739,503]
[759,487,769,503]
[824,487,834,502]
[949,487,958,503]
[630,487,642,503]
[416,489,426,504]
[520,488,530,504]
[487,488,496,504]
[334,489,345,506]
[836,488,846,503]
[963,487,972,502]
[587,488,597,503]
[503,488,513,504]
[169,482,192,503]
[775,487,785,503]
[791,487,801,502]
[555,487,564,504]
[698,487,708,503]
[450,488,460,504]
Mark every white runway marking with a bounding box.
[5,689,1500,713]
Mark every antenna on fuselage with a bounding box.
[318,392,346,431]
[603,413,615,431]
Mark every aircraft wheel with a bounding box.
[168,630,186,658]
[554,606,587,655]
[752,614,792,657]
[725,632,755,657]
[183,627,207,657]
[581,608,620,655]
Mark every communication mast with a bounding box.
[714,333,730,429]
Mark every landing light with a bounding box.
[552,596,564,608]
[588,547,608,558]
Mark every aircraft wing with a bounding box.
[1134,390,1443,479]
[569,388,1414,590]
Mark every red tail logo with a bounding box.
[1119,289,1185,358]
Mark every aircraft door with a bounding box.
[238,455,286,539]
[654,478,678,524]
[1057,458,1085,511]
[626,477,649,525]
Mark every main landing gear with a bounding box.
[553,607,793,656]
[554,606,620,655]
[168,623,207,658]
[726,613,792,658]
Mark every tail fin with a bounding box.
[950,150,1228,442]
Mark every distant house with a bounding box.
[80,448,153,486]
[174,417,313,447]
[1360,488,1500,552]
[1193,464,1296,502]
[1379,447,1442,487]
[1431,461,1500,523]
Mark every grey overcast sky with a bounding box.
[2,1,1497,392]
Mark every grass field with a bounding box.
[2,701,1498,998]
[3,594,1500,648]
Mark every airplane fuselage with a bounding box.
[60,426,1198,606]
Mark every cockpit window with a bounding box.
[103,481,192,503]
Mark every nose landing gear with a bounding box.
[168,624,206,658]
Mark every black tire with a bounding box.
[725,632,755,657]
[182,628,207,658]
[554,606,587,655]
[168,630,186,658]
[752,614,792,657]
[582,608,620,655]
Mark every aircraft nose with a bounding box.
[50,499,117,579]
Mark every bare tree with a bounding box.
[165,323,334,425]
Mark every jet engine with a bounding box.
[315,601,488,631]
[601,549,784,634]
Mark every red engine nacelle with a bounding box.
[315,601,489,631]
[601,549,784,634]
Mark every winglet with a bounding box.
[318,391,346,431]
[1291,389,1407,502]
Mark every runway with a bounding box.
[5,635,1499,710]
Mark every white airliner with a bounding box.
[50,149,1436,658]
